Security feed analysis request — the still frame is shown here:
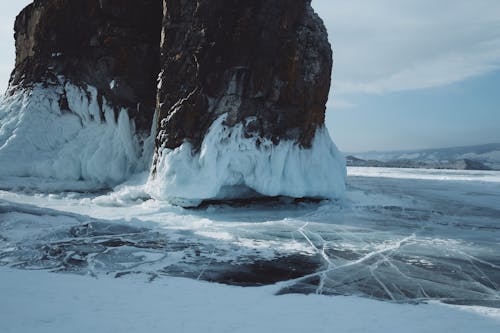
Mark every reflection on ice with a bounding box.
[0,168,499,307]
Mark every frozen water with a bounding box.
[1,167,499,308]
[0,82,151,190]
[148,115,346,205]
[1,83,345,204]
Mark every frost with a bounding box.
[0,81,149,189]
[147,115,346,205]
[1,79,345,203]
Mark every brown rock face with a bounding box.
[154,0,332,155]
[11,0,162,132]
[6,0,337,196]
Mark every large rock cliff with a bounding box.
[149,0,345,204]
[11,0,162,132]
[154,0,332,155]
[0,0,345,202]
[0,0,162,188]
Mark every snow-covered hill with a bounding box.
[348,143,500,170]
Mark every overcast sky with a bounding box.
[1,1,499,152]
[0,1,31,94]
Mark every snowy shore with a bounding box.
[1,267,499,333]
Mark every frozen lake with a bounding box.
[1,167,499,308]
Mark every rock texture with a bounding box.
[154,0,332,158]
[2,0,344,200]
[10,0,162,132]
[146,0,345,204]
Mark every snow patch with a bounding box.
[147,115,346,205]
[1,268,499,333]
[0,81,149,189]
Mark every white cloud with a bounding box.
[327,96,355,110]
[314,0,500,95]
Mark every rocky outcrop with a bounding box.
[0,0,162,188]
[148,0,345,204]
[1,0,346,201]
[10,0,162,131]
[154,0,332,155]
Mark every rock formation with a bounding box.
[149,0,345,204]
[11,0,162,132]
[0,0,346,203]
[0,0,162,188]
[155,0,332,152]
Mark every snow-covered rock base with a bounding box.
[148,115,346,205]
[0,82,151,190]
[1,83,345,204]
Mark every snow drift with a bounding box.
[0,82,151,189]
[147,115,346,205]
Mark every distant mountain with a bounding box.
[346,143,500,170]
[346,156,491,170]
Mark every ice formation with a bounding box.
[0,81,346,203]
[147,115,346,205]
[0,82,151,189]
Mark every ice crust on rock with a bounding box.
[147,115,346,205]
[0,82,346,203]
[0,82,151,189]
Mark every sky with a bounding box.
[0,2,31,94]
[1,1,499,152]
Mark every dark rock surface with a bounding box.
[154,0,332,161]
[10,0,162,132]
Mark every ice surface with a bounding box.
[1,168,499,308]
[148,115,346,205]
[0,81,150,190]
[348,166,500,183]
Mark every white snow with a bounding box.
[148,115,346,205]
[0,81,149,189]
[0,268,498,333]
[1,81,346,205]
